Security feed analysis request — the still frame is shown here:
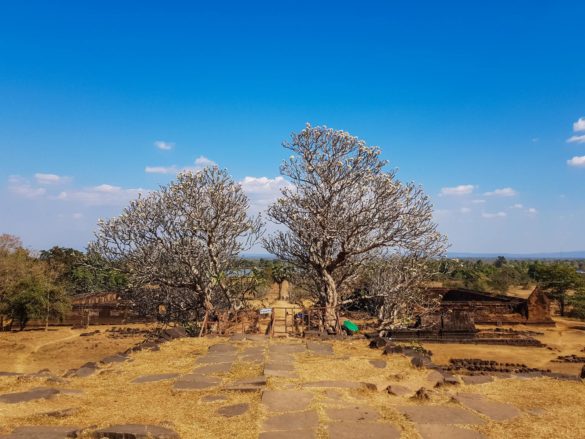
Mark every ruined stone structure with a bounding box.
[423,287,554,330]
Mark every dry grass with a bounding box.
[1,327,585,438]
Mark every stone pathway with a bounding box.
[0,335,530,439]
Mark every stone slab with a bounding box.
[100,354,128,364]
[132,373,179,384]
[453,393,521,421]
[194,363,232,374]
[224,375,266,392]
[90,424,179,439]
[399,406,485,425]
[264,369,298,378]
[306,341,333,355]
[417,424,486,439]
[0,387,71,404]
[328,422,400,439]
[460,375,495,385]
[269,344,306,354]
[0,426,80,439]
[196,354,237,364]
[369,359,387,369]
[262,410,319,432]
[262,390,313,412]
[259,430,315,439]
[208,343,238,354]
[173,374,220,390]
[265,362,295,371]
[200,394,228,403]
[325,405,380,422]
[217,403,250,417]
[386,384,412,396]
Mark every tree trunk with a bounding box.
[322,271,338,333]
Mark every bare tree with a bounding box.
[91,167,262,331]
[264,124,446,331]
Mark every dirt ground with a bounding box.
[0,324,150,374]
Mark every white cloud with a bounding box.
[484,187,517,197]
[510,203,524,209]
[145,166,178,174]
[460,207,472,214]
[72,212,84,220]
[34,173,71,185]
[239,176,291,213]
[154,140,174,150]
[567,156,585,167]
[194,156,215,168]
[439,184,475,196]
[567,135,585,144]
[573,117,585,132]
[527,207,537,214]
[482,211,507,219]
[471,199,485,204]
[8,176,47,198]
[56,184,146,206]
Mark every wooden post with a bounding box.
[199,310,209,337]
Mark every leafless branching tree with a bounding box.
[264,124,447,331]
[91,167,262,330]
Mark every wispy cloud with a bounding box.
[471,199,485,204]
[145,166,178,174]
[527,207,538,214]
[460,207,472,214]
[145,156,217,175]
[510,203,524,209]
[154,140,174,150]
[567,135,585,144]
[439,184,475,196]
[56,184,147,206]
[34,173,71,185]
[8,176,47,198]
[573,117,585,132]
[567,156,585,167]
[482,211,507,219]
[484,187,517,197]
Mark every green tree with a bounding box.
[531,262,585,316]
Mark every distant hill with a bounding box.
[448,251,585,260]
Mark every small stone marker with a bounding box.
[328,422,400,439]
[262,410,319,432]
[325,405,380,421]
[90,424,179,439]
[173,374,220,390]
[217,403,249,417]
[416,424,486,439]
[132,373,179,384]
[0,426,81,439]
[262,390,313,412]
[399,406,485,425]
[453,393,521,421]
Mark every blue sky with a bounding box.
[1,1,584,254]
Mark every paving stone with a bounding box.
[306,341,333,355]
[196,354,237,364]
[0,387,81,404]
[258,430,315,439]
[132,373,179,384]
[100,354,128,364]
[264,369,298,378]
[0,372,23,377]
[325,405,380,421]
[416,424,486,439]
[0,426,81,439]
[262,410,319,432]
[265,362,295,371]
[224,375,266,391]
[40,407,80,418]
[262,390,313,412]
[399,406,485,425]
[65,362,99,378]
[328,422,400,439]
[453,393,521,421]
[208,343,238,354]
[303,380,370,389]
[242,347,265,356]
[460,375,494,385]
[217,403,249,417]
[193,363,232,374]
[173,374,220,390]
[90,424,179,439]
[200,394,228,403]
[269,344,306,354]
[369,359,387,369]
